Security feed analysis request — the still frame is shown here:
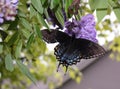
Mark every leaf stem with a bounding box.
[92,6,120,11]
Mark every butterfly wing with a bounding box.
[54,31,106,66]
[75,38,106,59]
[54,43,82,66]
[41,29,71,43]
[41,29,57,43]
[42,30,106,72]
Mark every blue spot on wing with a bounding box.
[54,43,82,66]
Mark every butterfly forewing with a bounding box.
[41,29,71,44]
[41,29,57,43]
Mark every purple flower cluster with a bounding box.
[0,0,18,24]
[64,14,98,43]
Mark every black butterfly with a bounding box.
[41,29,106,72]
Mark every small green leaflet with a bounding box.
[37,13,49,29]
[0,30,8,40]
[89,0,108,10]
[30,5,36,19]
[31,0,43,14]
[97,10,107,22]
[50,0,60,9]
[89,0,108,22]
[34,24,42,39]
[27,33,34,48]
[7,31,19,46]
[5,54,14,72]
[21,29,31,39]
[0,45,3,54]
[114,9,120,22]
[20,18,32,30]
[65,0,73,15]
[41,0,47,5]
[15,40,22,58]
[0,72,1,78]
[55,10,64,26]
[16,60,37,84]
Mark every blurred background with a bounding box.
[0,0,120,89]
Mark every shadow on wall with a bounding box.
[57,51,120,89]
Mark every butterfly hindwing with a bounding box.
[54,43,82,66]
[76,39,106,59]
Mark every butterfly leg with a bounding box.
[64,65,68,75]
[57,62,61,72]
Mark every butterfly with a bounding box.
[41,29,106,72]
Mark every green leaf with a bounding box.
[20,18,32,30]
[27,33,34,48]
[0,72,1,78]
[108,0,117,7]
[55,10,64,26]
[41,0,47,5]
[31,0,43,14]
[30,5,36,19]
[97,10,107,22]
[7,31,19,46]
[34,25,42,39]
[114,9,120,22]
[89,0,108,10]
[8,18,18,30]
[65,0,73,13]
[16,60,37,84]
[15,40,22,58]
[50,0,60,9]
[21,29,31,39]
[44,8,49,20]
[18,10,26,18]
[5,54,14,72]
[0,30,8,41]
[0,45,3,54]
[37,13,49,29]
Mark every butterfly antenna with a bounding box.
[57,63,61,72]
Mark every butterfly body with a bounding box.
[41,29,106,71]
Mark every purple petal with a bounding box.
[80,14,95,26]
[64,14,98,43]
[11,0,19,6]
[0,0,18,23]
[72,27,80,33]
[0,13,4,17]
[64,21,72,28]
[72,19,79,26]
[0,0,4,4]
[5,0,11,4]
[0,18,4,23]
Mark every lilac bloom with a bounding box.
[0,0,18,24]
[0,18,4,23]
[0,13,4,23]
[64,14,98,43]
